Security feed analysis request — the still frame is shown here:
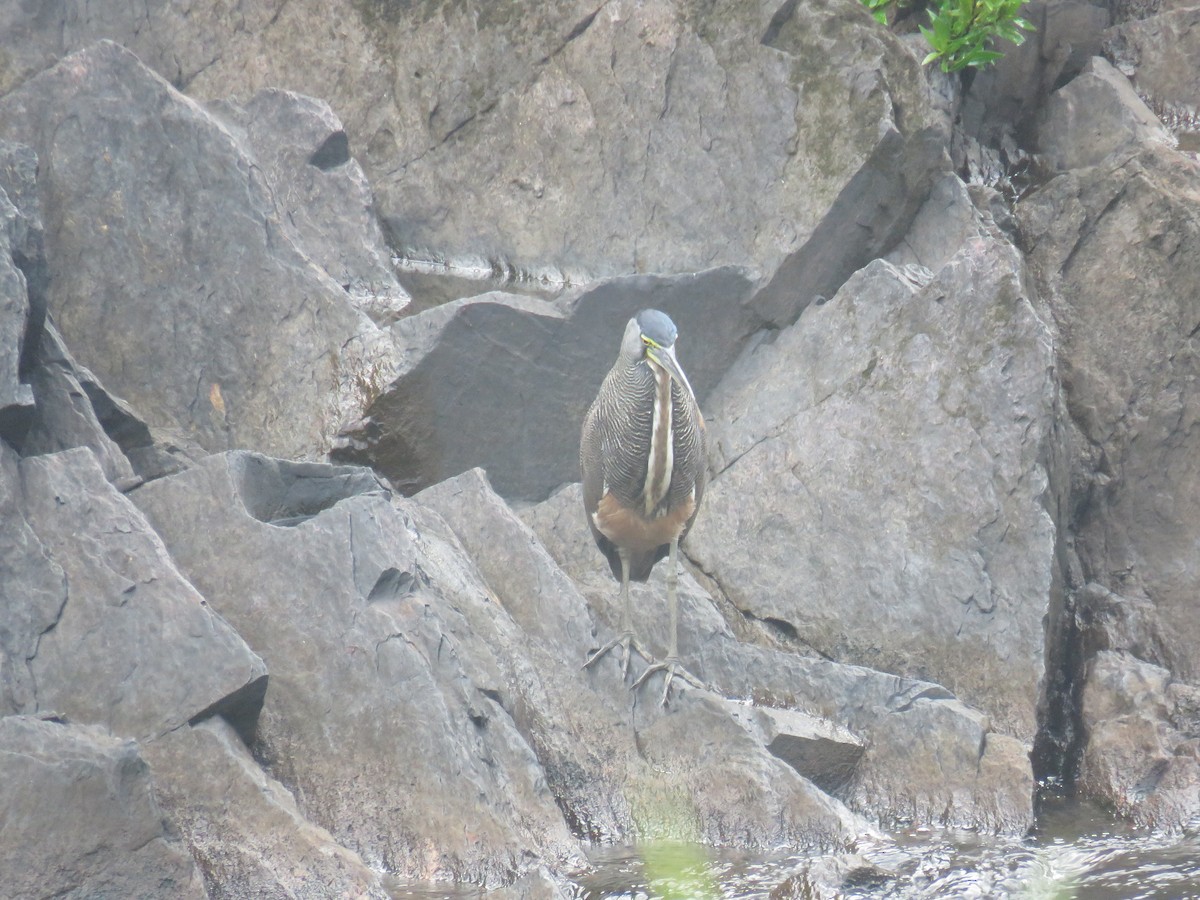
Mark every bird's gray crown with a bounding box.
[635,309,677,347]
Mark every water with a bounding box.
[573,801,1200,899]
[385,800,1200,899]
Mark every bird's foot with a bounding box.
[631,656,706,705]
[583,631,652,680]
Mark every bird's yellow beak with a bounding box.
[643,339,695,398]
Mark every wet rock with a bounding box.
[1035,56,1174,171]
[1077,651,1200,829]
[770,852,894,900]
[0,41,394,461]
[207,88,410,325]
[523,481,1036,834]
[687,179,1060,742]
[15,446,267,741]
[335,267,761,499]
[143,716,389,898]
[132,451,584,885]
[0,715,204,899]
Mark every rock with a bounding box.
[770,852,894,900]
[206,88,411,325]
[20,322,139,486]
[523,481,1036,834]
[16,446,267,741]
[334,267,762,499]
[0,715,205,899]
[419,468,872,852]
[1077,651,1200,829]
[726,702,865,795]
[687,179,1060,742]
[0,440,65,717]
[1018,133,1200,825]
[0,41,394,461]
[142,716,389,898]
[0,147,37,443]
[1105,6,1200,102]
[1017,145,1200,688]
[1035,56,1174,171]
[7,1,944,305]
[131,450,585,885]
[958,0,1112,149]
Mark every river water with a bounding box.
[574,799,1200,899]
[386,798,1200,899]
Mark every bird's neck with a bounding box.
[642,361,674,516]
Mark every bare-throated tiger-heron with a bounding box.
[580,308,707,703]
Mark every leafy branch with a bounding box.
[865,0,1035,73]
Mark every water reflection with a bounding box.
[572,800,1200,899]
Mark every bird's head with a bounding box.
[621,309,695,398]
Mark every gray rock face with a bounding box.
[2,0,944,297]
[687,180,1060,741]
[142,716,389,898]
[523,481,1035,834]
[132,451,584,885]
[1019,145,1200,687]
[16,446,267,741]
[1019,138,1200,825]
[1036,57,1174,171]
[206,88,411,325]
[420,468,871,849]
[1077,651,1200,829]
[0,715,205,899]
[0,144,38,442]
[335,267,761,499]
[0,41,394,461]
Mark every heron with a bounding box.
[580,308,707,703]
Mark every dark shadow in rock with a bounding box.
[366,567,418,604]
[229,451,390,526]
[187,672,269,748]
[309,131,350,170]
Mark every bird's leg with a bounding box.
[584,549,650,678]
[632,538,706,704]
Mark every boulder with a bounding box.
[523,480,1036,834]
[0,41,394,461]
[1077,651,1200,829]
[686,178,1060,742]
[131,451,585,885]
[1018,144,1200,688]
[334,267,762,499]
[142,716,389,898]
[20,322,139,487]
[1106,6,1200,102]
[0,715,204,899]
[15,446,267,741]
[206,88,411,325]
[0,441,65,717]
[1035,56,1174,171]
